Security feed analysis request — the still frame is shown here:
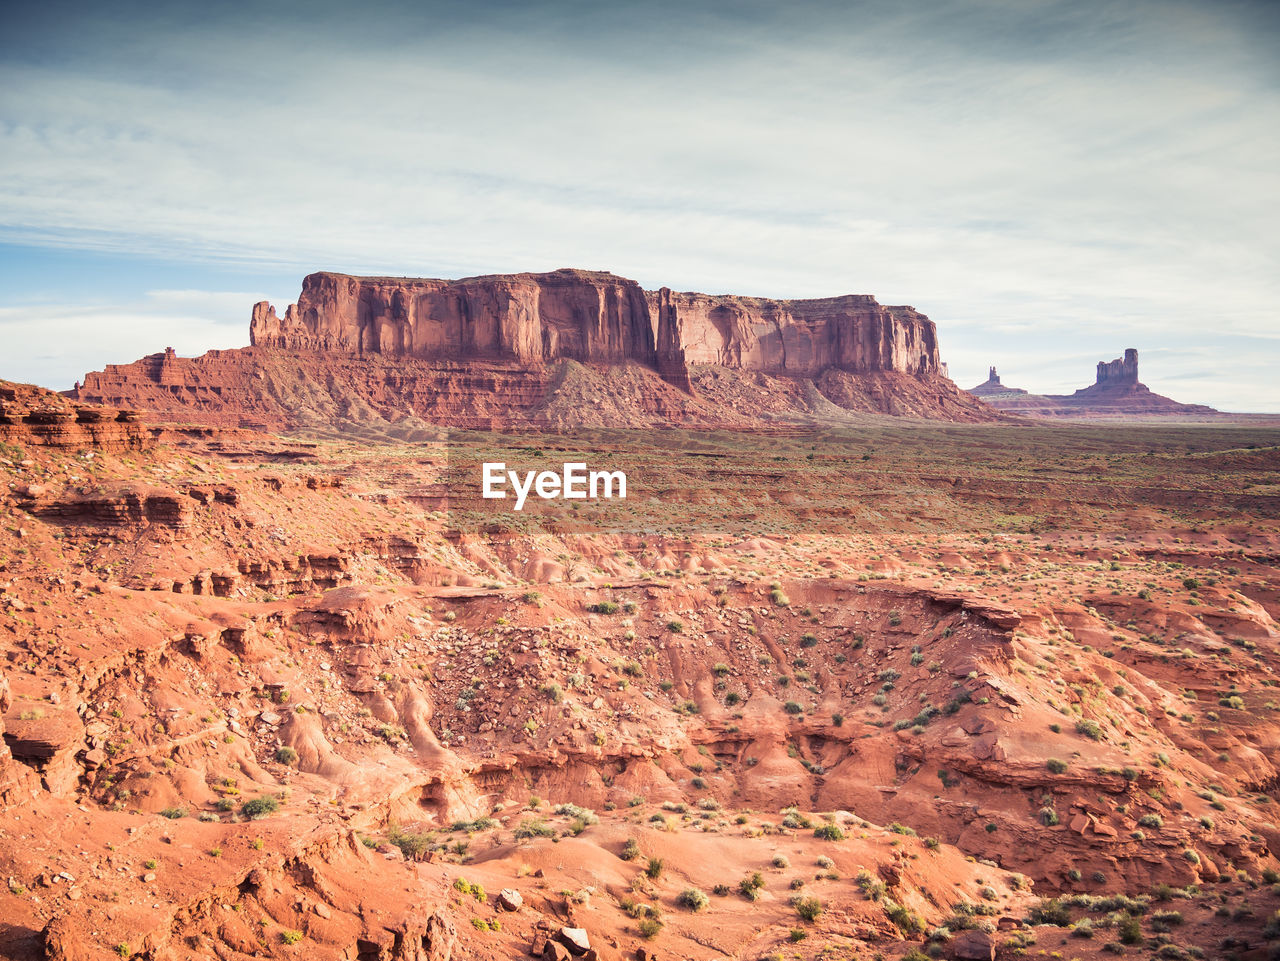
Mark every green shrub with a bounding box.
[1076,719,1104,740]
[740,872,765,900]
[274,746,298,765]
[884,898,924,935]
[588,601,620,614]
[388,823,433,858]
[677,888,709,911]
[1047,758,1068,774]
[645,857,664,879]
[1027,899,1073,926]
[241,796,279,819]
[813,823,845,841]
[1119,915,1143,943]
[783,701,803,715]
[794,896,823,922]
[637,917,662,938]
[513,818,555,839]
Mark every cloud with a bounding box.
[0,290,278,390]
[0,0,1277,408]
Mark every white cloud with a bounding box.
[0,0,1277,409]
[0,291,276,390]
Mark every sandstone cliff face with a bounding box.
[648,288,940,376]
[1095,348,1140,387]
[250,270,943,381]
[251,269,672,373]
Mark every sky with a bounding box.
[1,0,1277,409]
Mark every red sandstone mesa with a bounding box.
[247,269,940,379]
[74,268,995,430]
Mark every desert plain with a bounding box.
[4,369,1280,961]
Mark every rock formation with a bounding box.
[249,270,682,381]
[646,287,940,377]
[247,270,942,382]
[968,366,1028,400]
[0,381,150,451]
[74,268,999,430]
[968,349,1216,418]
[1095,347,1140,387]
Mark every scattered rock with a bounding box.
[557,927,590,956]
[951,930,995,960]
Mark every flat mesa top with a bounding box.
[302,270,901,310]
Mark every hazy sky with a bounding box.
[2,0,1277,409]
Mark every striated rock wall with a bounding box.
[649,288,941,376]
[249,270,943,381]
[250,269,673,374]
[0,381,150,451]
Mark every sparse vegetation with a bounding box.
[241,796,280,819]
[677,887,709,911]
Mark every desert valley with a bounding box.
[0,269,1279,961]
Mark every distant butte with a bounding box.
[967,366,1028,400]
[968,349,1216,418]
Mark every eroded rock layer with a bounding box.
[650,288,939,376]
[250,270,676,374]
[5,408,1280,959]
[76,268,997,431]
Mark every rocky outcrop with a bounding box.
[249,269,943,384]
[0,381,149,451]
[75,268,999,429]
[646,287,940,376]
[969,349,1217,418]
[0,672,40,805]
[968,367,1027,399]
[251,269,681,379]
[1095,348,1140,387]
